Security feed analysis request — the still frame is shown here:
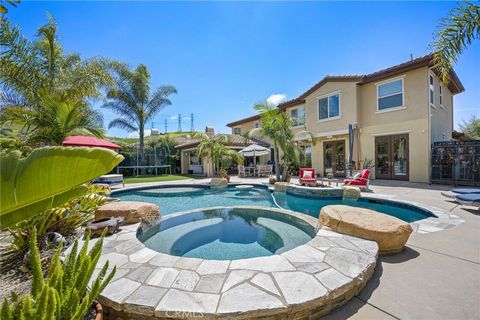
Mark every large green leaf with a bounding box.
[0,147,124,228]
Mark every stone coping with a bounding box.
[285,184,344,199]
[361,193,464,234]
[81,206,378,319]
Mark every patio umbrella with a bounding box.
[238,144,270,165]
[63,136,121,150]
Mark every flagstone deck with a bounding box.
[86,208,378,320]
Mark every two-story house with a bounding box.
[226,55,464,183]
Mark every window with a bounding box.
[439,84,443,108]
[254,121,260,128]
[233,127,241,135]
[429,75,435,106]
[318,93,340,120]
[377,79,403,110]
[291,106,306,126]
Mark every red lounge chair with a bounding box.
[343,169,370,190]
[300,168,317,186]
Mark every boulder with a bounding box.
[95,201,160,224]
[319,205,413,254]
[210,177,228,188]
[274,182,289,192]
[342,186,361,200]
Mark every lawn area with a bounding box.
[124,175,193,184]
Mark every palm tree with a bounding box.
[248,102,313,181]
[431,1,479,83]
[0,93,104,145]
[103,63,177,165]
[0,15,112,109]
[194,133,243,177]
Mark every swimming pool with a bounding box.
[137,207,315,260]
[116,184,435,222]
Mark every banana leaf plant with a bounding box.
[0,147,124,228]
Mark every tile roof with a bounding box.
[175,134,269,149]
[227,54,465,127]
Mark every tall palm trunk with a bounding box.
[274,143,281,181]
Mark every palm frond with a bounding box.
[108,118,137,132]
[430,1,480,83]
[0,90,31,110]
[145,85,177,121]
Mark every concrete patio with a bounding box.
[113,177,480,319]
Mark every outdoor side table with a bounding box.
[321,178,339,187]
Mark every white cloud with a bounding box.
[266,94,287,107]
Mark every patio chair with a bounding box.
[299,168,317,186]
[455,194,480,209]
[266,164,273,176]
[257,165,270,177]
[238,165,246,177]
[441,188,480,199]
[343,169,370,190]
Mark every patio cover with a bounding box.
[63,136,121,150]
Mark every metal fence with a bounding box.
[117,147,179,176]
[431,141,480,186]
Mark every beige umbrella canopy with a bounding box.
[238,144,270,165]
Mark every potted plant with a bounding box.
[218,168,230,183]
[269,176,277,185]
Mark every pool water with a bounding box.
[138,208,314,260]
[118,186,275,215]
[117,185,434,223]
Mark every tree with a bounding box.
[0,93,104,145]
[0,15,112,109]
[103,63,176,166]
[431,1,479,83]
[248,103,297,181]
[194,133,243,177]
[459,115,480,139]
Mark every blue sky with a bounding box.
[7,1,479,137]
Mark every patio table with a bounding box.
[246,167,256,177]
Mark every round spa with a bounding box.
[137,207,316,260]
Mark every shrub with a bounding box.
[0,228,115,320]
[1,185,108,267]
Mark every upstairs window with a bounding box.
[291,106,306,126]
[254,121,260,128]
[318,93,340,120]
[377,79,403,111]
[429,75,435,106]
[233,127,241,135]
[439,84,443,108]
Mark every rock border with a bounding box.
[83,206,378,320]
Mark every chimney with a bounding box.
[205,126,215,137]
